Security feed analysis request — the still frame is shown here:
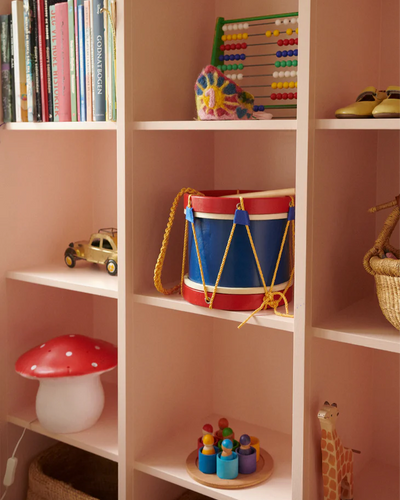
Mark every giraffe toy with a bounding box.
[318,401,354,500]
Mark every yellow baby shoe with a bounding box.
[372,86,400,118]
[335,87,386,118]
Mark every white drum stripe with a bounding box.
[183,210,288,221]
[184,276,290,295]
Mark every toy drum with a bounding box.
[182,191,293,310]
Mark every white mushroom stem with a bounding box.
[35,373,105,434]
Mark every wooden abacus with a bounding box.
[211,13,299,111]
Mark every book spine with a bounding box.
[77,1,86,120]
[84,0,92,120]
[55,2,70,121]
[106,0,111,121]
[12,0,28,122]
[74,0,80,120]
[89,0,95,119]
[91,0,104,120]
[44,0,53,120]
[102,0,107,120]
[110,0,115,121]
[23,0,36,121]
[49,4,59,121]
[67,0,76,120]
[37,0,48,120]
[32,0,42,121]
[9,14,16,121]
[0,15,13,122]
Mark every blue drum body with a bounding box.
[188,218,290,288]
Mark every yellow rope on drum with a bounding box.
[153,188,204,295]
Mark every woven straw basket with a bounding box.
[27,443,117,500]
[363,195,400,330]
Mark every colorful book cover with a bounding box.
[74,0,80,120]
[106,0,111,121]
[91,0,104,120]
[0,15,13,122]
[23,0,36,121]
[84,0,92,120]
[49,4,59,121]
[9,14,16,121]
[32,0,42,121]
[11,0,28,122]
[77,0,86,120]
[37,0,48,120]
[55,2,71,121]
[67,0,76,120]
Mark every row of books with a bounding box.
[0,0,116,122]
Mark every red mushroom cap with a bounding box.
[15,335,117,378]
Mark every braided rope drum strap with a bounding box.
[153,188,204,295]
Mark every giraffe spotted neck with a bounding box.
[318,402,354,500]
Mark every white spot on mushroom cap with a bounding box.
[92,362,98,368]
[31,365,37,370]
[40,344,45,348]
[69,335,75,337]
[66,352,73,357]
[95,346,100,350]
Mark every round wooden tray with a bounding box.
[186,448,273,489]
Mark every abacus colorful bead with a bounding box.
[238,64,244,69]
[289,38,295,45]
[294,92,297,98]
[227,35,232,40]
[243,33,248,39]
[281,61,287,67]
[266,30,272,37]
[275,61,280,67]
[232,64,238,70]
[273,71,279,78]
[283,82,289,89]
[277,82,283,89]
[237,33,243,40]
[288,50,293,56]
[237,73,243,80]
[284,19,289,25]
[277,93,282,100]
[253,105,259,112]
[271,82,277,89]
[293,60,298,66]
[271,93,277,100]
[276,51,282,58]
[232,34,237,40]
[294,49,298,56]
[273,30,280,36]
[287,60,292,67]
[286,28,293,35]
[236,43,241,49]
[258,105,265,111]
[222,35,227,41]
[282,50,288,57]
[288,93,294,99]
[283,93,288,99]
[283,39,289,46]
[227,65,232,70]
[289,81,295,88]
[230,55,235,60]
[241,43,247,49]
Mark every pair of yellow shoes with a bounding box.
[335,86,400,118]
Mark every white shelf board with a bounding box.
[316,118,400,130]
[313,297,400,353]
[6,263,118,299]
[134,120,297,131]
[356,459,399,500]
[8,382,118,462]
[134,413,292,500]
[134,290,294,332]
[3,122,117,131]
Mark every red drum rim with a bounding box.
[183,191,292,215]
[182,281,293,311]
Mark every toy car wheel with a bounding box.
[65,253,76,268]
[106,260,118,276]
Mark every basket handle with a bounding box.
[363,197,400,275]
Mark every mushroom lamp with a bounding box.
[15,335,117,434]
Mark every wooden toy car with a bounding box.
[64,228,118,276]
